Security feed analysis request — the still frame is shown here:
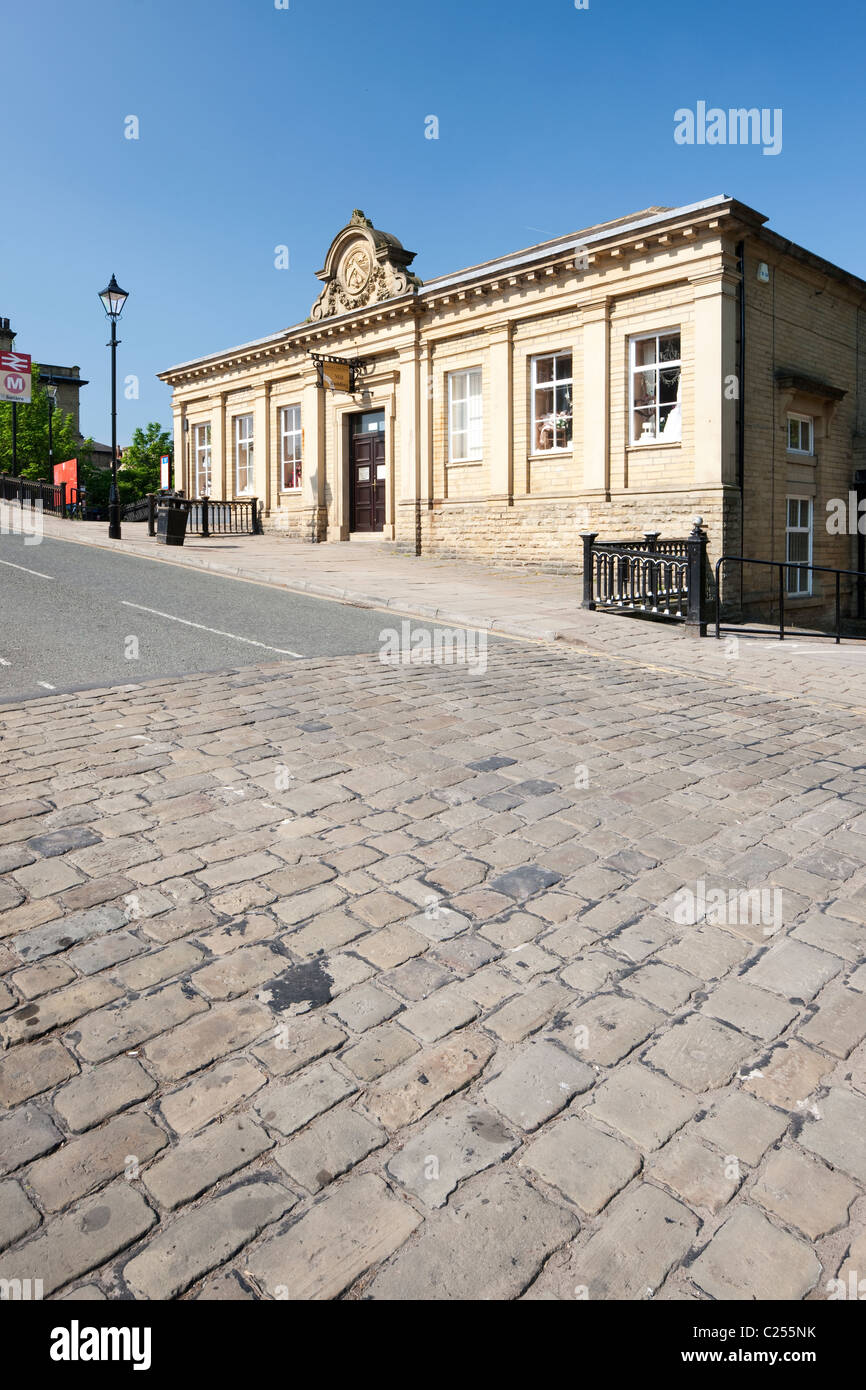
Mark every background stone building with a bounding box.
[0,315,88,432]
[0,315,117,470]
[159,196,866,621]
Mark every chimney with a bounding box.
[0,316,15,353]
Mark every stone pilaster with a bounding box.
[691,265,740,489]
[252,385,270,512]
[302,377,327,541]
[172,407,186,493]
[581,297,611,495]
[488,321,514,502]
[397,341,422,551]
[212,393,227,501]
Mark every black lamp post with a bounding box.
[98,274,129,539]
[44,385,57,479]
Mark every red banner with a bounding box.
[54,458,79,492]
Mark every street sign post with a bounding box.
[0,350,32,404]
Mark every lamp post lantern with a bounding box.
[98,274,129,539]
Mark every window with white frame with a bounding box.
[630,331,682,445]
[532,352,573,452]
[279,405,302,490]
[786,496,813,596]
[193,423,211,497]
[448,368,483,462]
[787,413,814,455]
[234,414,254,494]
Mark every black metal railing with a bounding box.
[144,494,262,538]
[121,496,152,522]
[714,556,866,644]
[582,520,713,634]
[0,472,67,515]
[123,489,186,523]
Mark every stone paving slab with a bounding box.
[0,643,865,1300]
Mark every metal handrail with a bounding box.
[714,554,866,644]
[0,472,67,514]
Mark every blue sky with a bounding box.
[3,0,864,443]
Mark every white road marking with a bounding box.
[120,602,303,658]
[37,681,56,690]
[0,559,54,579]
[751,642,865,659]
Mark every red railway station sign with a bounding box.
[0,350,32,404]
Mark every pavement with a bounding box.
[1,508,865,1303]
[1,638,865,1301]
[9,506,866,712]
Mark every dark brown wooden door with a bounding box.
[350,418,386,532]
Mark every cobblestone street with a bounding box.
[1,641,865,1301]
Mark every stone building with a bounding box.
[158,197,866,620]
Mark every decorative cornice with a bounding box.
[311,210,421,322]
[775,370,847,402]
[158,194,866,388]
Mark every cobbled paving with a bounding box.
[0,644,865,1300]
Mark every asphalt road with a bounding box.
[0,531,409,703]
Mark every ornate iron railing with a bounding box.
[142,494,262,537]
[582,521,714,634]
[590,549,690,618]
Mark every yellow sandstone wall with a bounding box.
[164,208,866,618]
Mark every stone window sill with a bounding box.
[626,441,682,453]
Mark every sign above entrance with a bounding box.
[310,354,365,394]
[323,361,352,393]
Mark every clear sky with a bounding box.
[3,0,864,444]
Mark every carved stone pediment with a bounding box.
[311,210,421,322]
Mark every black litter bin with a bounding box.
[156,505,189,547]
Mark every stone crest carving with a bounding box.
[341,245,373,294]
[311,209,421,321]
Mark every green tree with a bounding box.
[117,422,172,503]
[79,457,112,509]
[0,364,92,480]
